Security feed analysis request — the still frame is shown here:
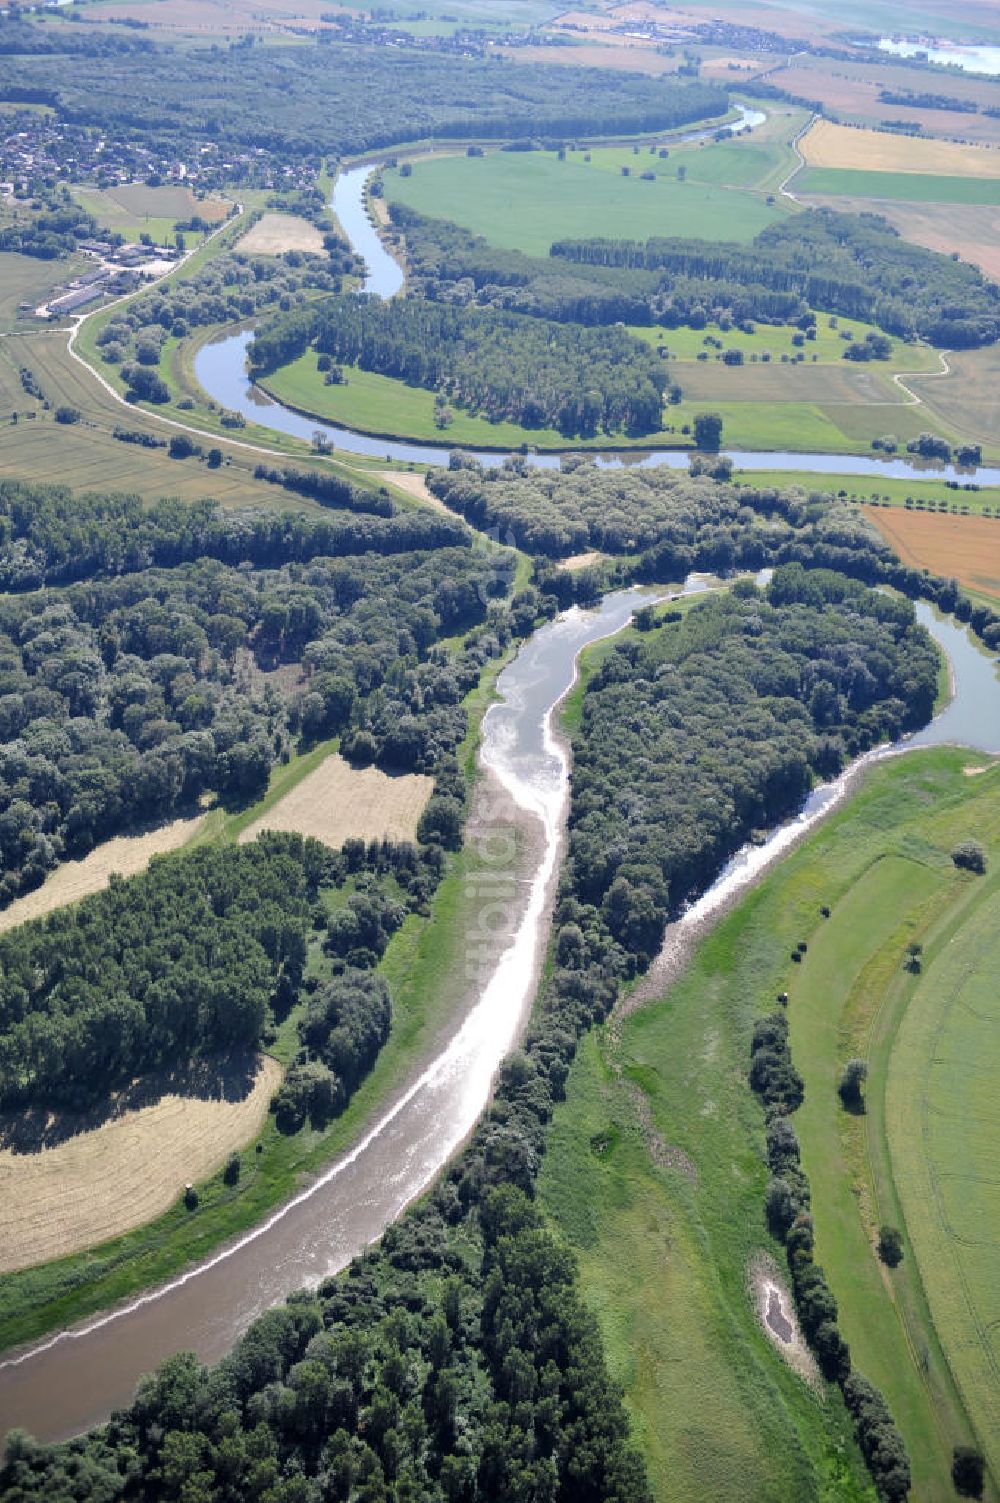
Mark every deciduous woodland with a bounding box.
[0,36,726,166]
[249,296,673,438]
[0,564,945,1503]
[0,481,515,903]
[383,201,1000,346]
[552,209,1000,346]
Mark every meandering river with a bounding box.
[193,154,997,485]
[1,117,999,1453]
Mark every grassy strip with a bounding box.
[737,469,1000,514]
[798,167,1000,204]
[539,746,996,1502]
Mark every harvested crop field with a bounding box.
[800,118,1000,178]
[0,1055,281,1273]
[764,59,1000,146]
[238,212,324,255]
[238,753,434,848]
[0,814,206,935]
[863,507,1000,601]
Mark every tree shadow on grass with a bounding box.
[0,1049,261,1155]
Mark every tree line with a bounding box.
[552,207,1000,348]
[249,294,674,439]
[0,481,518,903]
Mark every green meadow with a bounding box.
[540,743,1000,1502]
[798,167,1000,205]
[384,146,785,257]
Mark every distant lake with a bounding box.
[877,36,1000,76]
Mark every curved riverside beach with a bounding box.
[0,586,658,1445]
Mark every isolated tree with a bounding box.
[838,1057,868,1113]
[952,840,986,874]
[952,1446,985,1499]
[877,1225,903,1267]
[693,411,723,450]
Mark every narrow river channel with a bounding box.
[192,153,998,486]
[1,584,996,1445]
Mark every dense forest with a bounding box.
[561,572,937,968]
[0,37,726,164]
[0,480,471,590]
[0,481,519,904]
[429,454,887,560]
[0,571,938,1503]
[553,208,1000,347]
[0,835,318,1113]
[249,295,674,438]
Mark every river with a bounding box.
[193,154,995,486]
[0,580,996,1446]
[3,119,1000,1450]
[0,584,661,1445]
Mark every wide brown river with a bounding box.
[0,586,659,1445]
[0,587,995,1445]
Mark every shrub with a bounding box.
[952,840,986,874]
[952,1446,985,1499]
[877,1225,903,1267]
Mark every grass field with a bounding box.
[70,183,230,249]
[864,506,1000,599]
[541,745,1000,1503]
[384,140,787,257]
[237,754,433,847]
[631,312,940,369]
[0,1056,281,1275]
[888,869,1000,1489]
[798,168,1000,204]
[0,252,88,331]
[800,118,1000,178]
[257,350,947,457]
